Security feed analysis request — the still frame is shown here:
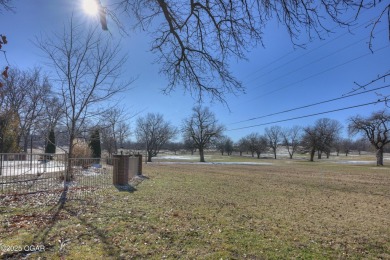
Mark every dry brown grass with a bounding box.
[1,160,389,259]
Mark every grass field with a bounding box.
[1,155,390,259]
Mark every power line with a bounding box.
[243,15,378,84]
[247,29,386,91]
[230,84,390,125]
[227,99,386,131]
[244,44,390,102]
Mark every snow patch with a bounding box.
[151,161,273,166]
[336,160,375,165]
[158,155,196,160]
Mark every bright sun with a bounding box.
[82,0,99,16]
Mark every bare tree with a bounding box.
[236,137,250,156]
[244,133,267,158]
[36,19,132,180]
[254,135,268,159]
[135,113,177,162]
[1,67,50,152]
[99,108,132,154]
[317,119,343,159]
[183,136,197,155]
[39,96,64,151]
[246,133,259,158]
[117,122,131,149]
[303,118,343,162]
[265,125,282,159]
[349,110,390,166]
[224,137,234,156]
[111,1,387,103]
[19,70,50,152]
[353,137,370,155]
[281,126,302,159]
[215,135,233,156]
[164,141,183,155]
[43,96,63,132]
[100,127,116,158]
[344,138,354,156]
[0,0,12,13]
[182,106,224,162]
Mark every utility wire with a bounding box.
[248,28,386,91]
[230,84,390,125]
[244,44,390,102]
[227,99,386,131]
[243,15,378,83]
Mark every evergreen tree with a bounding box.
[45,129,56,154]
[0,111,20,153]
[89,129,101,159]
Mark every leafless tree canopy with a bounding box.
[281,125,302,159]
[114,0,387,103]
[265,125,282,159]
[98,108,132,156]
[1,67,50,152]
[36,18,133,169]
[0,0,13,13]
[303,118,343,161]
[215,135,233,156]
[245,133,260,158]
[182,106,224,162]
[349,110,390,166]
[135,113,177,162]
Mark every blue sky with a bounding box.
[1,0,389,142]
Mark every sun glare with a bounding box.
[82,0,99,16]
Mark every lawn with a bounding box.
[1,157,390,259]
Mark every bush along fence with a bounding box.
[0,153,142,196]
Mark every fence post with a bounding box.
[137,154,142,175]
[0,154,2,176]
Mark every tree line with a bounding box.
[132,108,390,166]
[1,77,390,167]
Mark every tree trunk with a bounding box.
[256,152,260,159]
[199,148,205,162]
[310,149,315,162]
[147,151,152,162]
[376,147,384,166]
[273,149,277,159]
[66,135,74,182]
[239,151,242,156]
[23,134,29,153]
[317,150,322,159]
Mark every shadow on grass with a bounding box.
[114,184,137,192]
[1,184,71,259]
[1,178,146,259]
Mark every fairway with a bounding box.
[1,159,390,259]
